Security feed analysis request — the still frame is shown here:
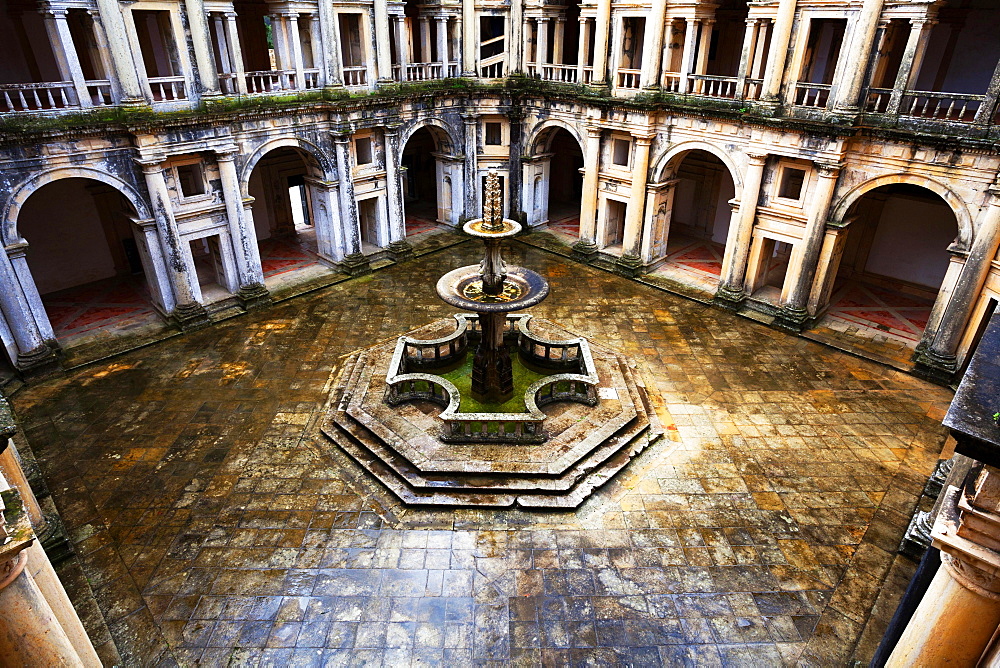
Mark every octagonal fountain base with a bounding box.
[322,316,665,509]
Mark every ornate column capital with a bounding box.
[814,162,842,178]
[745,151,768,165]
[135,156,167,173]
[215,146,239,162]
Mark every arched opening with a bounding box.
[527,126,583,238]
[817,184,959,348]
[246,146,326,287]
[16,178,163,345]
[649,149,737,293]
[401,126,451,235]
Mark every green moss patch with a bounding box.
[439,346,553,413]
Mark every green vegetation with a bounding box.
[439,346,552,414]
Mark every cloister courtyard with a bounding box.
[14,240,954,666]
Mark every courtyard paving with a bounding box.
[13,241,954,666]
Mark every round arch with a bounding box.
[400,118,459,154]
[3,167,150,246]
[239,137,334,196]
[524,119,585,155]
[650,141,744,199]
[830,174,973,251]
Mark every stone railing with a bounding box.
[479,55,505,79]
[743,78,763,100]
[343,66,367,87]
[384,313,599,444]
[404,63,445,81]
[688,74,738,99]
[662,72,681,93]
[0,82,76,112]
[617,68,641,89]
[148,75,187,101]
[865,87,988,124]
[244,70,290,94]
[793,82,831,108]
[304,68,320,89]
[542,64,578,83]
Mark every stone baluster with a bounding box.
[717,152,767,306]
[917,185,1000,381]
[40,8,90,108]
[461,0,475,75]
[333,133,370,275]
[679,18,699,94]
[184,0,221,97]
[616,134,653,276]
[216,149,270,310]
[761,0,797,104]
[463,113,480,218]
[384,125,413,260]
[831,0,884,112]
[573,126,603,260]
[137,159,210,329]
[374,0,393,83]
[591,0,612,85]
[395,16,410,80]
[887,18,935,115]
[93,0,146,104]
[776,163,841,331]
[640,0,667,90]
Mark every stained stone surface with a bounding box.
[13,241,955,666]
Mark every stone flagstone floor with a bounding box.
[14,241,954,666]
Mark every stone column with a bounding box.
[510,0,524,74]
[573,126,603,260]
[286,13,306,89]
[137,159,210,329]
[85,9,118,102]
[537,17,550,75]
[420,17,432,64]
[577,18,590,83]
[373,0,393,83]
[887,467,1000,666]
[383,125,412,260]
[507,106,525,223]
[93,0,146,104]
[271,14,290,76]
[887,18,934,114]
[333,133,370,275]
[524,20,535,71]
[41,9,90,108]
[679,18,699,94]
[223,13,248,94]
[453,16,463,73]
[716,152,767,306]
[212,14,231,77]
[831,0,884,112]
[437,16,449,71]
[695,20,714,75]
[640,1,667,89]
[216,149,270,310]
[461,0,475,75]
[615,135,653,276]
[316,0,343,88]
[591,0,612,85]
[184,0,221,97]
[761,0,797,104]
[463,112,480,218]
[776,162,841,331]
[917,187,1000,380]
[735,19,758,99]
[553,17,565,65]
[395,16,410,80]
[5,245,54,343]
[0,250,57,375]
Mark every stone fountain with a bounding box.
[322,172,667,508]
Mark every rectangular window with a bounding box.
[355,137,373,165]
[176,163,206,198]
[485,122,502,146]
[612,138,630,167]
[778,167,806,200]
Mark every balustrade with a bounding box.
[0,82,75,112]
[743,78,763,100]
[688,74,738,99]
[542,64,578,83]
[303,69,320,89]
[148,76,187,101]
[661,72,681,93]
[617,68,641,89]
[899,90,983,122]
[793,82,831,108]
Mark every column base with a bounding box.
[773,306,811,333]
[571,240,599,263]
[376,77,396,87]
[913,348,959,385]
[341,253,372,276]
[236,283,272,312]
[15,345,61,380]
[172,302,211,332]
[713,285,747,311]
[37,512,73,566]
[613,254,643,278]
[387,240,415,262]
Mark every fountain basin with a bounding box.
[437,265,549,313]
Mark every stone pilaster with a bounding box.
[373,0,393,83]
[183,0,221,97]
[715,152,767,308]
[616,134,653,277]
[591,0,612,85]
[333,132,371,275]
[0,248,59,377]
[573,126,603,261]
[831,0,884,113]
[93,0,147,104]
[640,1,667,90]
[383,125,412,261]
[760,0,797,105]
[216,149,271,311]
[678,18,699,94]
[461,0,475,75]
[462,112,480,219]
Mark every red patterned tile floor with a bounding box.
[648,234,725,295]
[42,276,164,344]
[258,233,321,279]
[405,201,442,237]
[817,280,935,347]
[547,211,580,238]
